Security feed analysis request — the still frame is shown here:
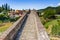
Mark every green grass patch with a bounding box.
[44,19,60,36]
[0,22,13,33]
[44,19,58,29]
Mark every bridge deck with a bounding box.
[16,11,50,40]
[19,11,38,40]
[0,11,50,40]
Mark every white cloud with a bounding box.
[50,4,54,6]
[57,3,60,6]
[48,4,54,7]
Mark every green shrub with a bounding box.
[40,17,46,25]
[9,17,20,22]
[51,25,60,36]
[43,9,56,19]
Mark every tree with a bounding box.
[2,5,4,10]
[43,8,56,19]
[56,6,60,14]
[0,7,3,13]
[2,3,10,11]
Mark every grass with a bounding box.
[44,19,59,33]
[44,19,60,40]
[0,16,19,34]
[44,19,58,29]
[40,17,46,24]
[0,22,13,33]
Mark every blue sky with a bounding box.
[0,0,60,10]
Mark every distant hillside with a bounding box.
[37,6,60,14]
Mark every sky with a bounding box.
[0,0,60,10]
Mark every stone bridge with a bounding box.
[0,10,50,40]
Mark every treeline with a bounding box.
[37,6,60,19]
[0,3,18,22]
[0,3,13,13]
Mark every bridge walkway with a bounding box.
[14,11,50,40]
[19,11,39,40]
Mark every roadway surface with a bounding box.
[14,11,50,40]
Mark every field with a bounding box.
[0,22,13,35]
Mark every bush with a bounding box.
[51,25,60,36]
[57,19,60,25]
[9,17,20,22]
[43,9,56,19]
[40,17,46,25]
[0,13,20,22]
[0,14,5,20]
[0,13,9,22]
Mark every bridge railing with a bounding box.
[0,12,27,40]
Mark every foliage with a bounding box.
[51,25,60,36]
[37,6,60,19]
[9,17,20,22]
[40,17,46,25]
[0,3,17,22]
[44,19,60,36]
[51,25,58,35]
[0,7,2,13]
[0,3,12,13]
[0,3,19,33]
[38,6,60,39]
[2,3,10,11]
[56,6,60,14]
[43,8,56,19]
[0,14,9,22]
[0,13,20,22]
[44,20,58,29]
